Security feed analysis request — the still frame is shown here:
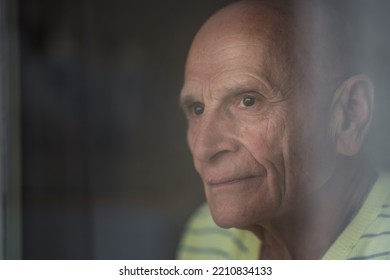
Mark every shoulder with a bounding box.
[348,173,390,259]
[177,203,260,260]
[322,173,390,260]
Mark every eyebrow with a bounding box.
[220,74,288,102]
[214,77,272,100]
[179,93,198,109]
[220,84,257,96]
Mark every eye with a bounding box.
[240,96,256,107]
[193,103,204,115]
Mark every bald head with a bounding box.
[186,0,360,103]
[187,0,295,95]
[190,0,291,48]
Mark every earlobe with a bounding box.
[329,75,374,156]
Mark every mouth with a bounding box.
[207,175,260,187]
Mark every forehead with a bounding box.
[188,33,268,70]
[182,33,281,98]
[181,1,296,100]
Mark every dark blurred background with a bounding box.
[0,0,389,259]
[18,0,241,259]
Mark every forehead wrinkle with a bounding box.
[188,41,267,73]
[208,42,286,98]
[208,40,269,57]
[210,71,273,97]
[182,77,219,106]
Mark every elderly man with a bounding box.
[177,0,390,260]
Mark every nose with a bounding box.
[188,111,238,162]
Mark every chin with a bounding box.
[205,185,280,229]
[211,215,241,229]
[208,201,259,229]
[206,191,282,229]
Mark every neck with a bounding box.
[247,156,378,259]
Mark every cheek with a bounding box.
[238,116,286,160]
[238,115,291,199]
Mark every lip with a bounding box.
[207,175,259,187]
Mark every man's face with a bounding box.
[180,24,333,229]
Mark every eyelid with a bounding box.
[237,91,264,102]
[184,101,204,117]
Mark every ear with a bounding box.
[329,75,374,156]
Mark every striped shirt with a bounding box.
[177,173,390,260]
